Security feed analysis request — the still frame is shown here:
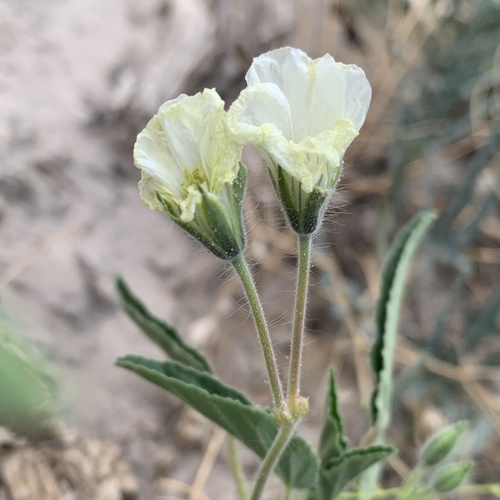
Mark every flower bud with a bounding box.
[420,420,468,467]
[431,462,473,493]
[289,395,309,420]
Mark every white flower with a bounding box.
[134,88,242,223]
[228,47,371,233]
[134,88,247,259]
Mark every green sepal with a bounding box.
[276,166,301,231]
[370,210,438,429]
[310,446,395,500]
[157,193,228,259]
[156,162,247,261]
[116,277,212,373]
[275,166,329,235]
[198,188,245,260]
[117,356,319,489]
[318,368,347,463]
[301,188,329,235]
[156,193,178,220]
[230,162,248,250]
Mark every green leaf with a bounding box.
[0,318,55,438]
[117,356,319,489]
[310,446,395,500]
[370,210,437,430]
[116,278,212,373]
[318,368,347,464]
[277,165,301,231]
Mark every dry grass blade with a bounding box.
[190,427,227,500]
[156,478,209,500]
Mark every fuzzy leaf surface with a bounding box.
[117,355,318,489]
[116,277,212,373]
[310,446,395,500]
[318,368,347,464]
[370,210,437,430]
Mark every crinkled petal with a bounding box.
[198,111,241,191]
[228,83,292,142]
[138,172,170,211]
[259,119,358,193]
[134,114,186,201]
[241,47,371,141]
[134,89,243,221]
[230,47,371,194]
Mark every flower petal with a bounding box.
[228,82,292,142]
[246,47,313,142]
[261,119,358,193]
[134,89,242,222]
[138,172,168,211]
[308,54,347,136]
[341,63,372,131]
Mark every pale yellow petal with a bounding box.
[230,47,370,194]
[134,89,243,220]
[179,185,202,222]
[138,172,171,211]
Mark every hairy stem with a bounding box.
[287,234,312,418]
[250,424,296,500]
[232,255,287,417]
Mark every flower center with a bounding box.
[181,165,206,199]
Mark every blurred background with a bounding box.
[0,0,499,498]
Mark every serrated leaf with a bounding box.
[310,446,395,500]
[117,355,319,489]
[371,210,437,430]
[116,278,212,373]
[318,368,347,464]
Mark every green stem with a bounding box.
[228,435,249,500]
[337,482,500,499]
[338,488,400,499]
[250,424,296,500]
[283,485,292,500]
[287,234,312,418]
[282,486,304,500]
[232,255,287,417]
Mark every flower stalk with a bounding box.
[231,255,288,421]
[287,234,312,419]
[250,423,296,500]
